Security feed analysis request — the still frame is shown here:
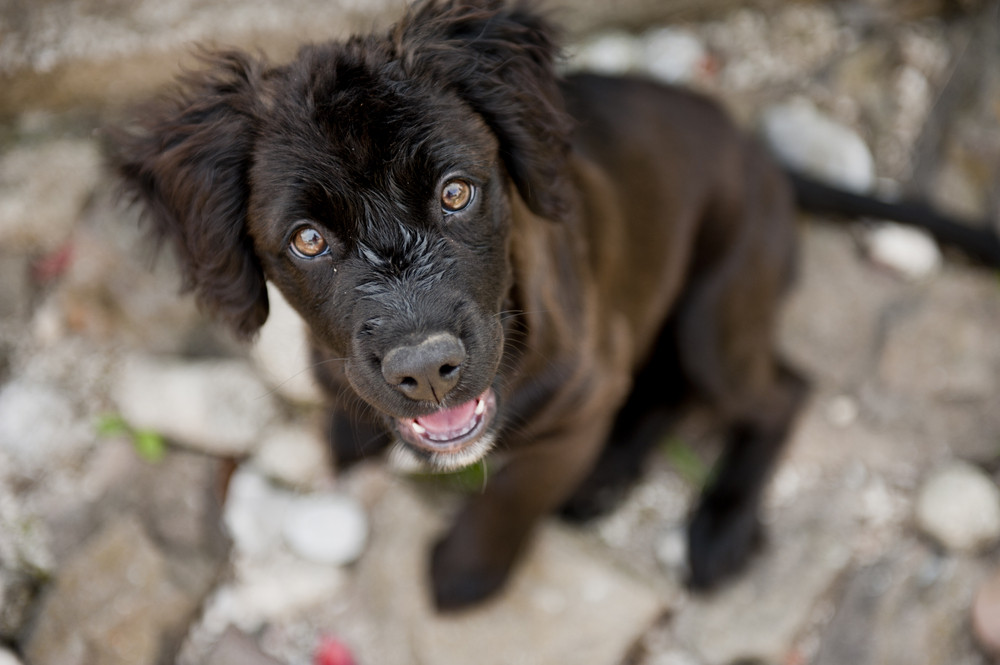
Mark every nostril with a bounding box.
[381,333,466,402]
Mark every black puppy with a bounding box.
[112,0,999,610]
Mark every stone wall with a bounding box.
[0,0,982,115]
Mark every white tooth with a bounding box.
[412,422,426,435]
[475,399,486,416]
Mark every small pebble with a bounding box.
[253,424,330,490]
[283,494,368,566]
[654,527,689,575]
[973,566,1000,657]
[570,32,641,74]
[865,222,942,280]
[760,100,875,193]
[825,395,858,427]
[915,461,1000,553]
[0,649,23,665]
[642,27,706,84]
[224,468,292,558]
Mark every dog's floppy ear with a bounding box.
[397,0,573,220]
[111,50,269,339]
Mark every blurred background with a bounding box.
[2,0,1000,664]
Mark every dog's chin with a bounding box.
[388,388,498,473]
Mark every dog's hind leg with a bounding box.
[680,160,808,589]
[685,357,807,588]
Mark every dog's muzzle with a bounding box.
[394,388,498,470]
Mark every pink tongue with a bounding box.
[416,398,477,434]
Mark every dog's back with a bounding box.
[559,73,798,369]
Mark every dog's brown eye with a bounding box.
[441,179,474,212]
[291,226,329,258]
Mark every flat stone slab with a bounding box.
[673,479,856,665]
[813,546,987,665]
[112,355,278,456]
[340,479,667,665]
[24,517,196,665]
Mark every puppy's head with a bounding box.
[113,0,572,470]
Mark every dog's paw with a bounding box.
[429,533,512,611]
[559,481,630,522]
[686,499,764,590]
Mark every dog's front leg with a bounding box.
[429,416,610,610]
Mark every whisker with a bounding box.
[496,308,552,324]
[254,354,347,401]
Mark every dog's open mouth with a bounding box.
[398,389,496,452]
[394,389,498,470]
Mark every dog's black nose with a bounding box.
[381,333,466,402]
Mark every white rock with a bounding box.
[253,423,330,489]
[250,282,324,405]
[0,648,24,665]
[112,355,277,455]
[570,32,641,75]
[642,28,706,84]
[825,395,859,427]
[282,493,368,566]
[200,555,345,634]
[916,461,1000,553]
[760,100,875,193]
[224,466,367,567]
[0,380,89,474]
[654,527,689,576]
[865,222,942,280]
[223,467,292,558]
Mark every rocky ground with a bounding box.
[2,1,1000,664]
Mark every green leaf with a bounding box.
[132,429,167,463]
[411,459,491,493]
[96,414,167,463]
[95,413,130,437]
[661,436,710,488]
